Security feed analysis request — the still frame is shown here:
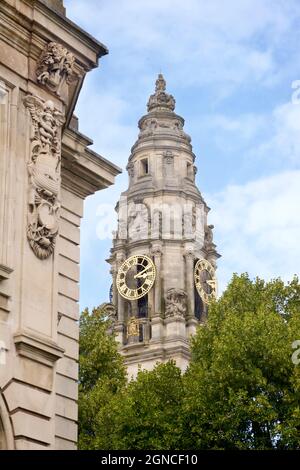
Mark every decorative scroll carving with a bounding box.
[147,74,175,112]
[165,288,187,318]
[24,96,65,260]
[36,42,76,95]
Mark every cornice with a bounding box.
[123,186,206,206]
[111,237,206,254]
[0,0,108,63]
[130,135,193,156]
[61,127,121,198]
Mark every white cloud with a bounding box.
[252,101,300,166]
[208,170,300,293]
[65,0,300,94]
[62,0,300,308]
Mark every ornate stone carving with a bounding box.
[151,243,163,257]
[100,302,117,321]
[127,162,135,179]
[147,74,175,112]
[165,288,187,318]
[36,42,76,95]
[163,150,174,165]
[24,96,65,260]
[127,316,140,336]
[204,224,214,248]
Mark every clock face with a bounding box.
[194,259,217,305]
[116,254,156,300]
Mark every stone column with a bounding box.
[184,246,195,318]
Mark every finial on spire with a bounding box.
[147,74,175,112]
[155,74,166,92]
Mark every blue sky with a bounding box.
[64,0,300,311]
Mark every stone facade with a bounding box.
[0,0,120,450]
[109,75,220,378]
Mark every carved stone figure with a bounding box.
[24,95,65,259]
[204,224,214,247]
[165,288,187,318]
[36,42,76,95]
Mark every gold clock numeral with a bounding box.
[116,254,156,300]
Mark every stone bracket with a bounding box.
[14,331,64,367]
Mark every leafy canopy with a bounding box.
[79,274,300,450]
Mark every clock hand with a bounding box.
[206,279,217,291]
[134,271,151,280]
[134,266,151,279]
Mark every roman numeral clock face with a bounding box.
[116,255,156,300]
[194,259,217,305]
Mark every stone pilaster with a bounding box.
[184,246,195,318]
[151,242,163,317]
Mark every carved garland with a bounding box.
[36,42,76,95]
[24,96,65,260]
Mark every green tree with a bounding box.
[100,361,184,450]
[78,275,300,450]
[78,306,126,450]
[182,274,300,449]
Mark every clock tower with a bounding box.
[108,75,220,377]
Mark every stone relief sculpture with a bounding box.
[24,96,65,260]
[165,288,187,318]
[36,42,76,95]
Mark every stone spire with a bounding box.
[147,74,176,112]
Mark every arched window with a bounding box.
[194,259,206,321]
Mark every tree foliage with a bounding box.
[78,307,126,449]
[78,275,300,450]
[183,274,300,449]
